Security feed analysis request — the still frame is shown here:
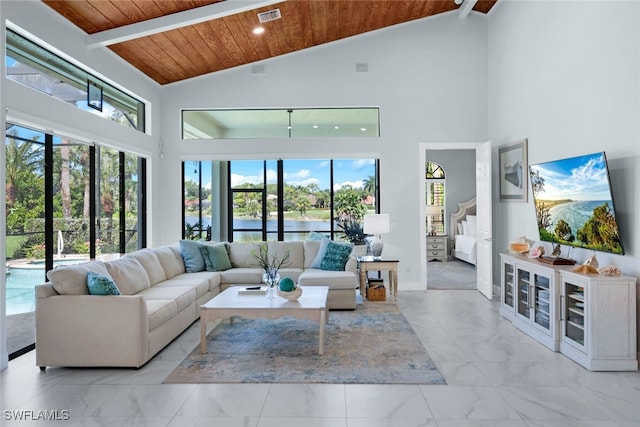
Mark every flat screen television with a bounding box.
[529,152,623,255]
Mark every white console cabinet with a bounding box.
[559,270,637,371]
[500,253,637,371]
[500,254,558,351]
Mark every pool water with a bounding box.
[5,259,86,315]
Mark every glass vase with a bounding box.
[262,268,280,299]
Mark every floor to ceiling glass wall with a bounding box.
[183,158,379,243]
[4,123,147,359]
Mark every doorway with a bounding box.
[419,142,493,297]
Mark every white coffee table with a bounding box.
[200,285,329,355]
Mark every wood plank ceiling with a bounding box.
[43,0,498,85]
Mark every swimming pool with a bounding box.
[6,258,87,315]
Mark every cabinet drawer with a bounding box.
[428,249,445,258]
[427,241,445,250]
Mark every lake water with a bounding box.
[186,216,334,240]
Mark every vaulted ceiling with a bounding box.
[43,0,498,85]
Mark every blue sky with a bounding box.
[185,159,376,191]
[530,152,613,201]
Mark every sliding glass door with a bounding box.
[4,123,146,359]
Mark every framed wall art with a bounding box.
[499,138,528,202]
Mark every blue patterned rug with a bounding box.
[164,302,446,384]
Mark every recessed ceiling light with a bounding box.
[313,125,319,129]
[360,128,367,132]
[253,27,265,35]
[334,126,339,130]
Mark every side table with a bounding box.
[358,257,400,301]
[426,234,448,262]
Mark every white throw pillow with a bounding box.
[462,220,470,236]
[457,223,464,235]
[466,215,477,236]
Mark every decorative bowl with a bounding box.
[277,286,303,301]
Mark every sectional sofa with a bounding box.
[35,239,359,369]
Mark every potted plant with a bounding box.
[334,185,369,256]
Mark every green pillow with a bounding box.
[87,271,121,295]
[200,243,232,271]
[179,239,205,272]
[319,240,353,271]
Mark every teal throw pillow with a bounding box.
[319,240,353,271]
[179,239,205,273]
[87,271,121,295]
[308,231,327,241]
[310,237,330,269]
[200,243,232,272]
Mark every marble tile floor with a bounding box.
[1,290,639,426]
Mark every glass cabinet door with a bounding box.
[564,282,585,347]
[533,274,550,330]
[517,269,530,318]
[503,263,514,308]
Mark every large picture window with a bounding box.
[183,159,379,243]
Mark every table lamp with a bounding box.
[363,214,390,259]
[426,205,441,236]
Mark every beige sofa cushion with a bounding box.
[275,268,304,283]
[153,246,185,278]
[303,240,321,268]
[228,242,257,268]
[106,257,151,295]
[154,272,218,299]
[138,286,195,313]
[128,249,167,285]
[46,260,111,295]
[145,299,177,332]
[298,269,358,289]
[267,241,304,269]
[219,268,263,284]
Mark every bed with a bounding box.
[450,197,477,265]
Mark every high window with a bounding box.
[183,159,379,242]
[4,123,146,359]
[182,108,380,139]
[5,29,145,132]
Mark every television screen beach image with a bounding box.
[529,152,623,255]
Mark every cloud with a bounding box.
[334,180,364,191]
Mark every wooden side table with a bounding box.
[358,257,400,301]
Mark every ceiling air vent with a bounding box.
[257,8,281,23]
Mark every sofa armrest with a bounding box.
[36,293,149,368]
[345,255,357,273]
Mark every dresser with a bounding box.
[426,235,448,262]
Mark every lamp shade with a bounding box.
[426,205,441,216]
[363,214,390,235]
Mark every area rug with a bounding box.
[163,302,446,385]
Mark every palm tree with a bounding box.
[363,175,376,196]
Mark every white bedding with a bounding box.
[454,234,477,265]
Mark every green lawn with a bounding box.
[6,235,27,258]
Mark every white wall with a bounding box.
[488,0,640,274]
[488,1,640,339]
[158,11,489,289]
